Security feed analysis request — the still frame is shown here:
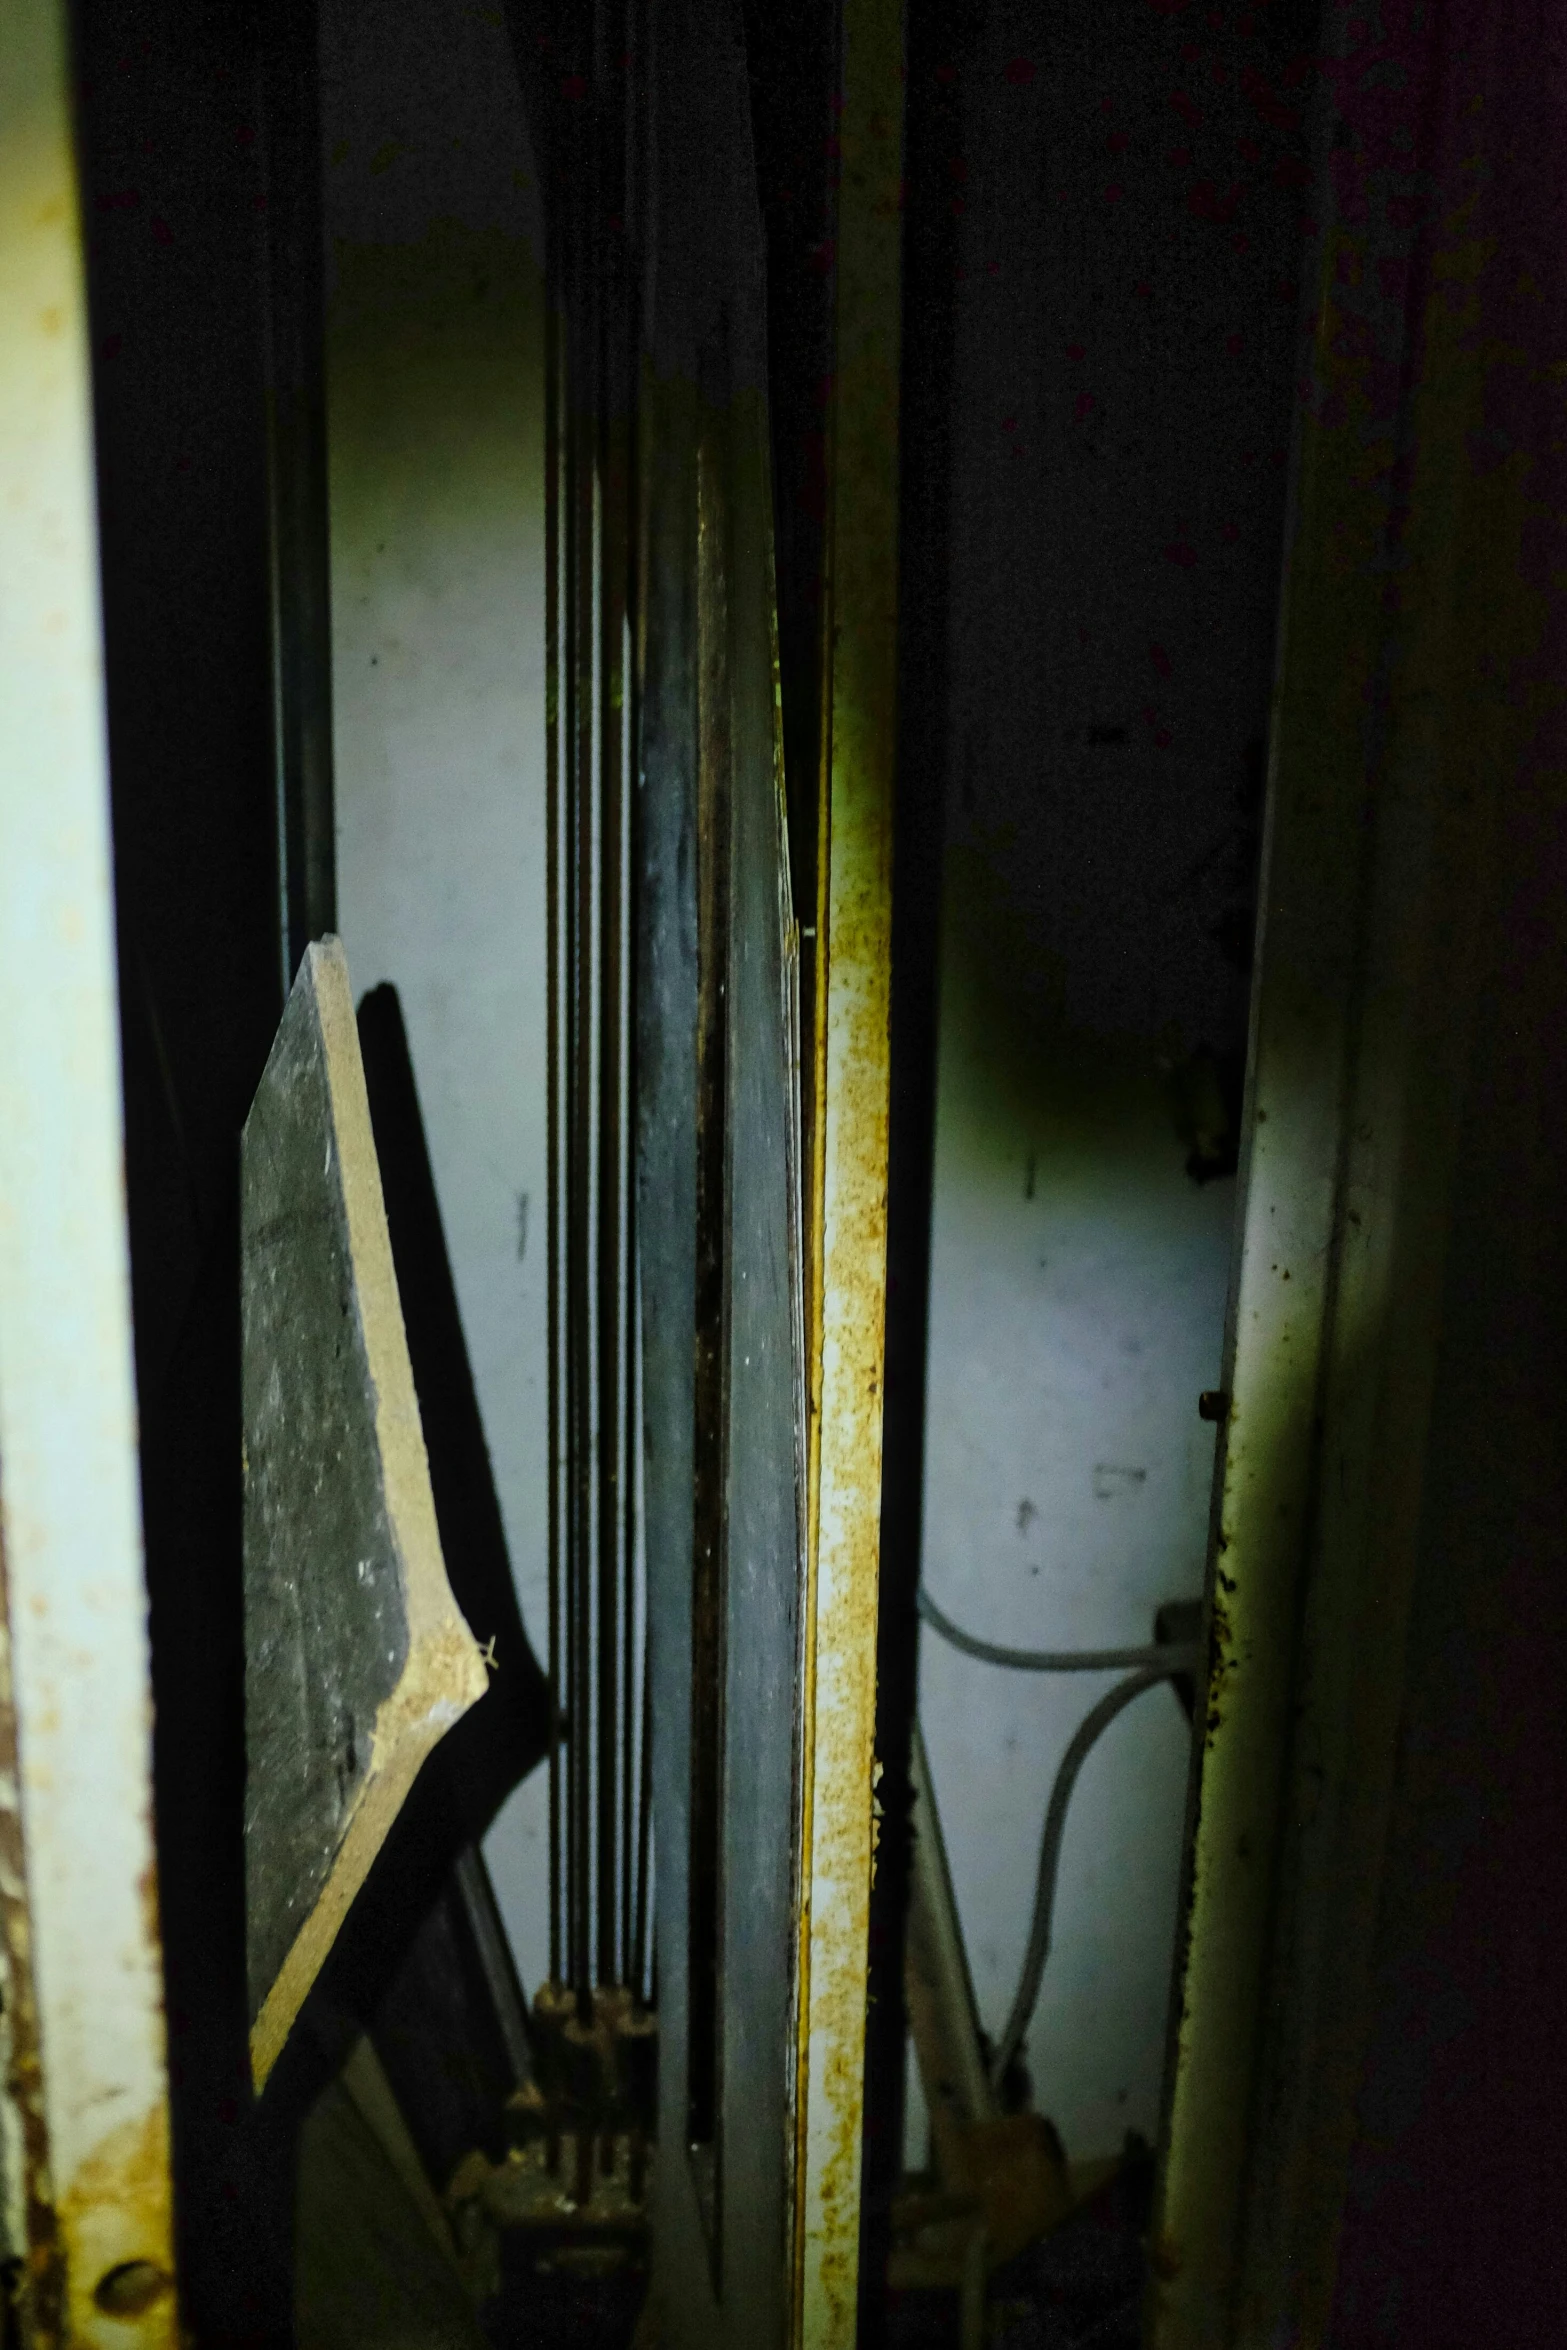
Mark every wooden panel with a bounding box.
[242,937,486,2085]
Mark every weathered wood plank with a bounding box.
[242,937,487,2087]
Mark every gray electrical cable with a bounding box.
[917,1583,1197,1677]
[914,1582,1202,2092]
[989,1665,1175,2093]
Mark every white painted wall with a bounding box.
[912,869,1231,2164]
[321,0,552,2000]
[903,0,1306,2171]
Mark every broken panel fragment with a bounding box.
[242,936,487,2087]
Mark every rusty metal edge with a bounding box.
[791,0,905,2340]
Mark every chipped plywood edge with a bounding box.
[0,0,178,2336]
[793,0,904,2340]
[248,1636,483,2089]
[307,941,483,1671]
[250,942,487,2089]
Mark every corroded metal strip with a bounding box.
[0,0,177,2335]
[793,0,904,2337]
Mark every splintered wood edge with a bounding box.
[249,1625,484,2088]
[249,937,487,2090]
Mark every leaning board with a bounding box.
[242,937,487,2087]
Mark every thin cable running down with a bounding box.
[917,1584,1195,1677]
[989,1666,1186,2091]
[914,1583,1202,2092]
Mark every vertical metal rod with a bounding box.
[570,294,596,2014]
[544,285,564,1993]
[545,0,644,2016]
[590,3,616,1979]
[619,605,638,1991]
[568,17,588,2028]
[591,29,614,2010]
[596,374,622,1995]
[627,70,653,2009]
[563,352,581,2003]
[633,1541,654,2004]
[260,0,335,999]
[607,2,636,1994]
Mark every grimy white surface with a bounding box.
[908,0,1304,2171]
[0,0,177,2333]
[916,933,1229,2164]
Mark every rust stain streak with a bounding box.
[59,2103,177,2349]
[0,1,180,2338]
[793,0,904,2339]
[789,511,834,2329]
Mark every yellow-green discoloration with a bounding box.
[792,0,904,2340]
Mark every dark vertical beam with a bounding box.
[737,0,841,1307]
[261,0,336,984]
[545,282,566,1995]
[77,0,301,2328]
[568,255,594,2009]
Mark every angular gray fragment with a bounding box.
[242,938,485,2082]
